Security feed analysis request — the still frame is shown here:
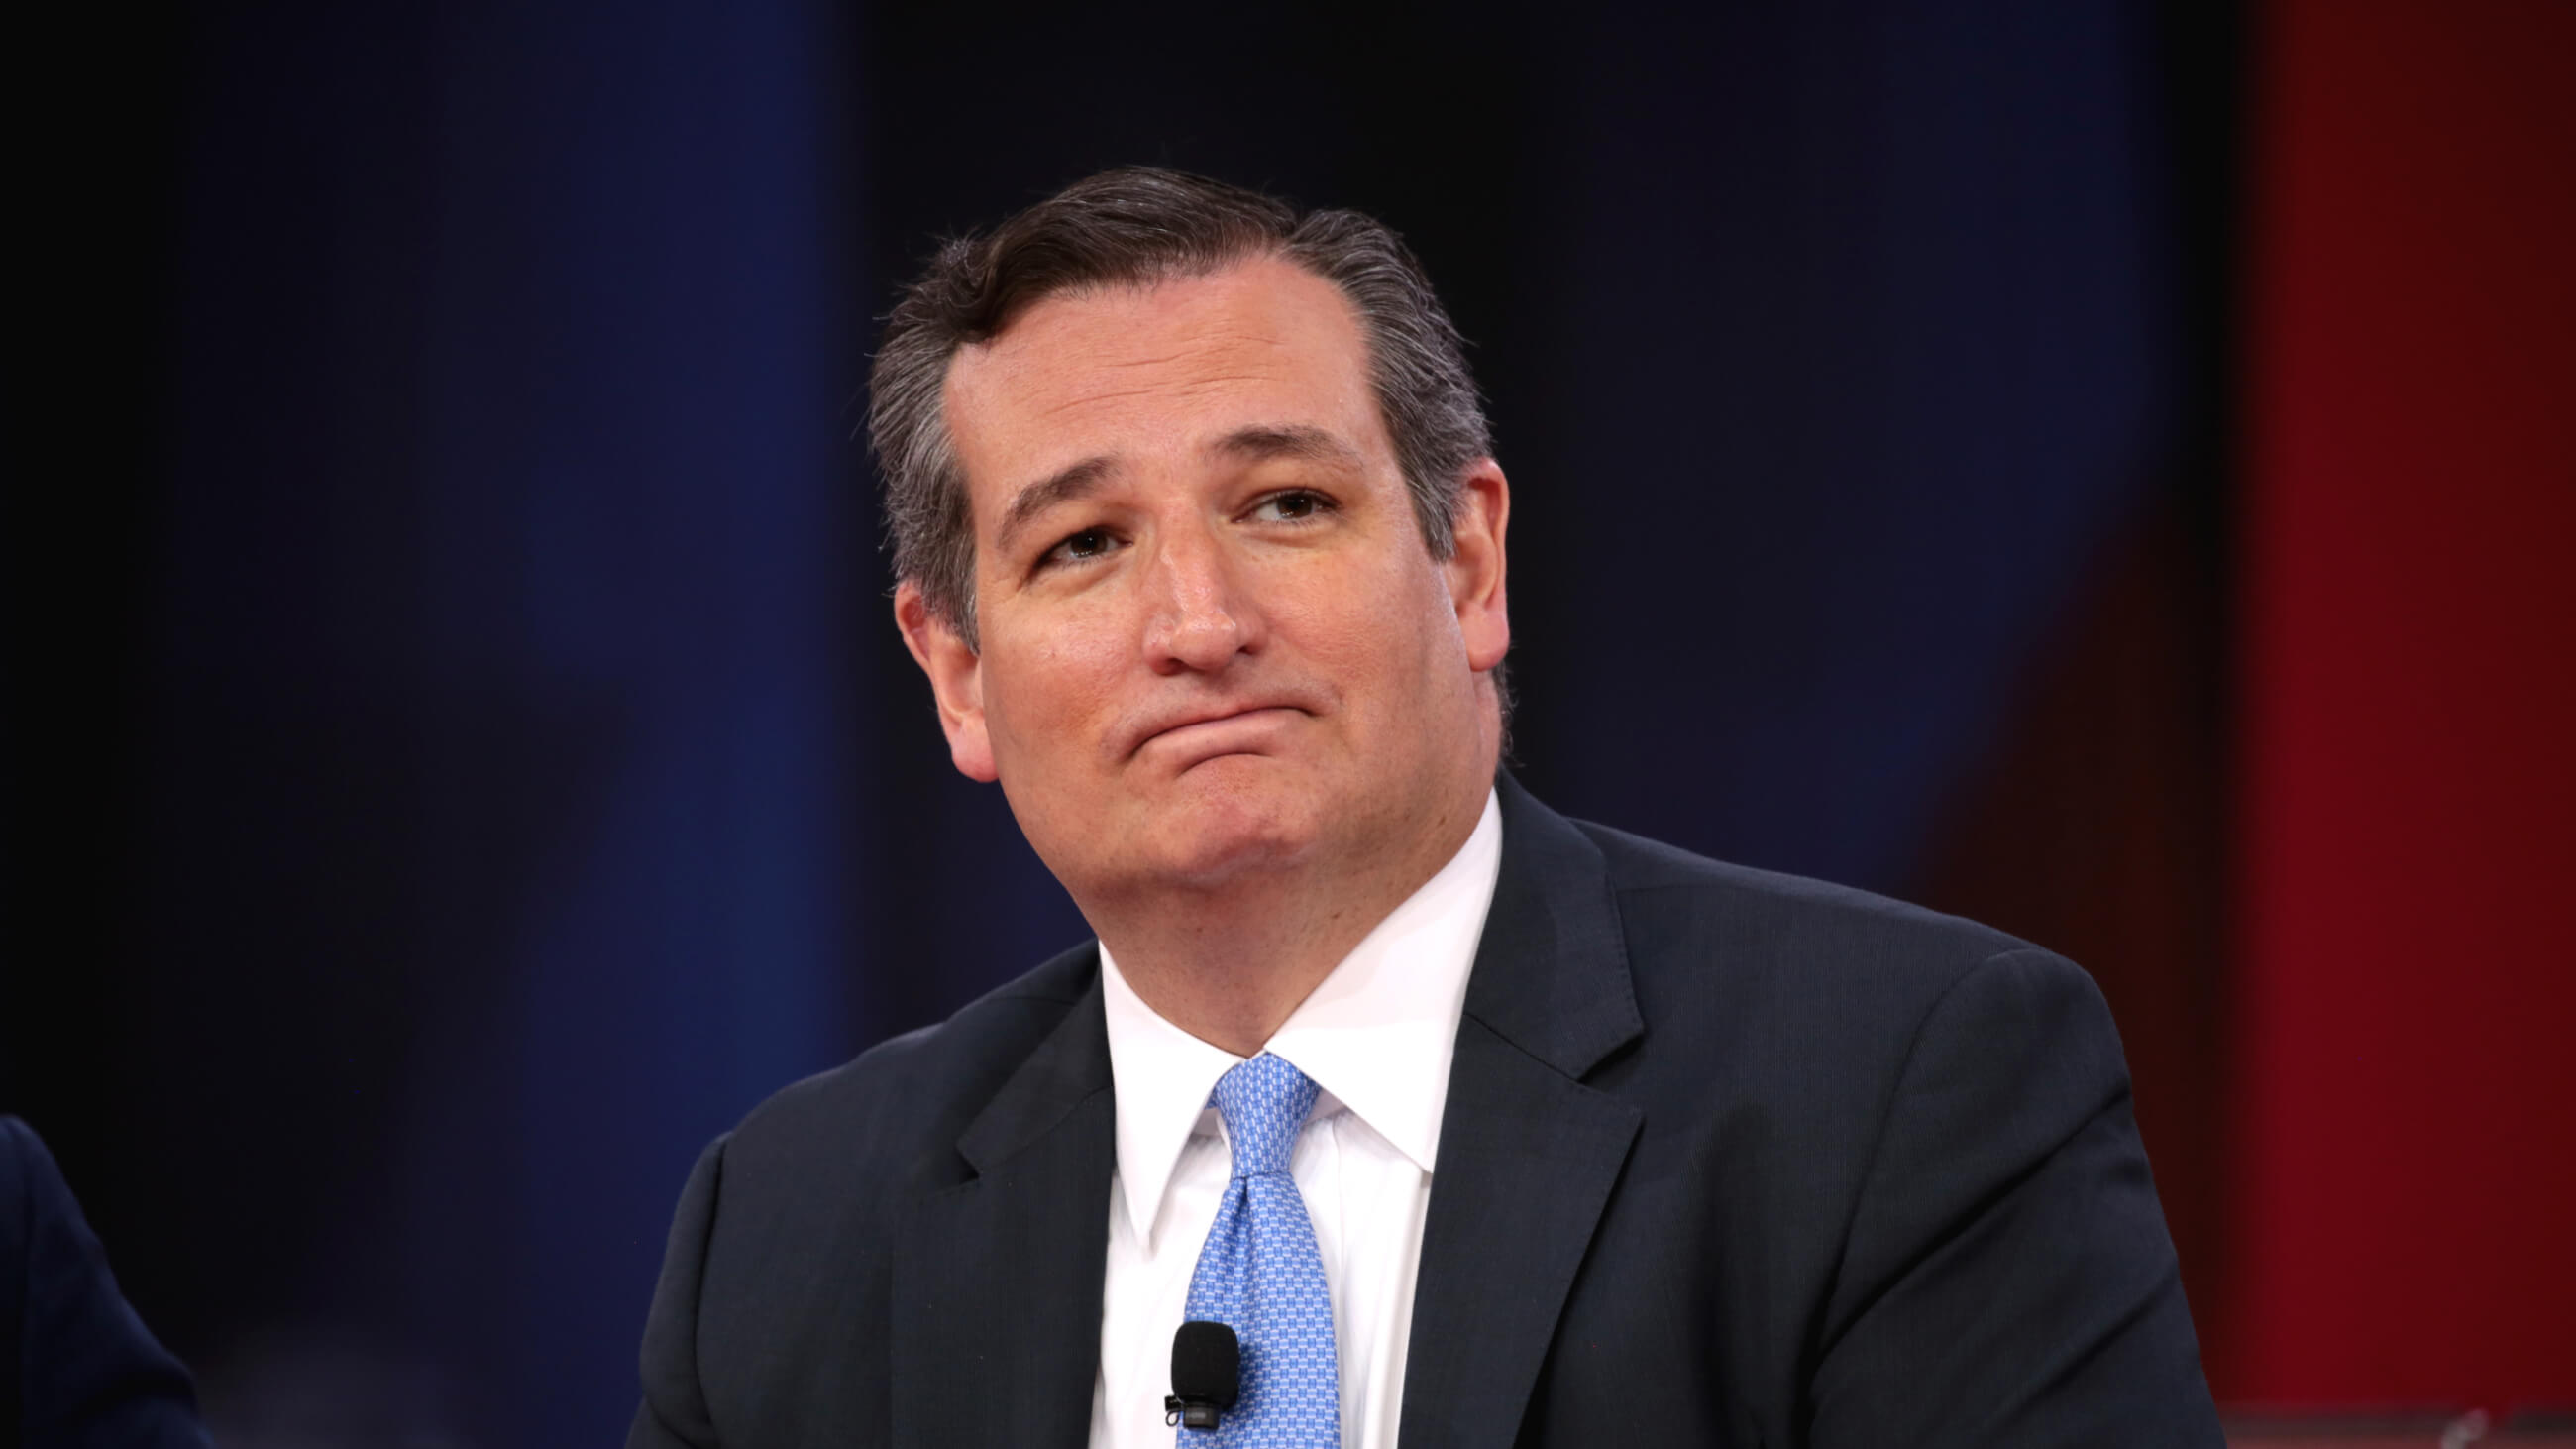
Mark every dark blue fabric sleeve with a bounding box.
[2,1116,211,1449]
[629,1132,729,1449]
[1808,950,2223,1446]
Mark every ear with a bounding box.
[1445,460,1511,672]
[894,581,999,782]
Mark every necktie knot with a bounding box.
[1209,1053,1319,1180]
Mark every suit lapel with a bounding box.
[1398,776,1646,1449]
[891,973,1116,1449]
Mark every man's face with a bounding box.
[896,256,1510,906]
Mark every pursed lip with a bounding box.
[1122,701,1312,761]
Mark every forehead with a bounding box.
[940,257,1386,519]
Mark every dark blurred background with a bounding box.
[4,0,2568,1442]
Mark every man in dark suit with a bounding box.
[630,167,2220,1447]
[1,1117,210,1449]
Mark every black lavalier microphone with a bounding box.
[1164,1320,1240,1430]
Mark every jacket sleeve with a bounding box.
[629,1133,730,1449]
[1807,948,2223,1447]
[3,1116,211,1449]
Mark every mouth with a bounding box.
[1128,705,1309,764]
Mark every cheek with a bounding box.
[983,620,1129,751]
[1284,552,1457,697]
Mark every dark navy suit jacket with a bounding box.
[0,1117,207,1449]
[631,777,2221,1446]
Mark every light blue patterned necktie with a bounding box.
[1178,1053,1342,1448]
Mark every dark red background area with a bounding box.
[2228,0,2576,1407]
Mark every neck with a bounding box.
[1091,781,1489,1058]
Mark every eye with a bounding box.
[1038,526,1123,571]
[1245,489,1335,524]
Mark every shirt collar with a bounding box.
[1099,788,1504,1246]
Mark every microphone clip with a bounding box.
[1166,1319,1239,1432]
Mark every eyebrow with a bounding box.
[995,455,1117,556]
[990,424,1365,556]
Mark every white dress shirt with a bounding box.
[1087,789,1504,1449]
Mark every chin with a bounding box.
[1141,760,1324,886]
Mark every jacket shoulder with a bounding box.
[1565,817,2104,1072]
[1576,816,2048,976]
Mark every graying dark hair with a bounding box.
[867,167,1495,647]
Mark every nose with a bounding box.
[1141,524,1261,675]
